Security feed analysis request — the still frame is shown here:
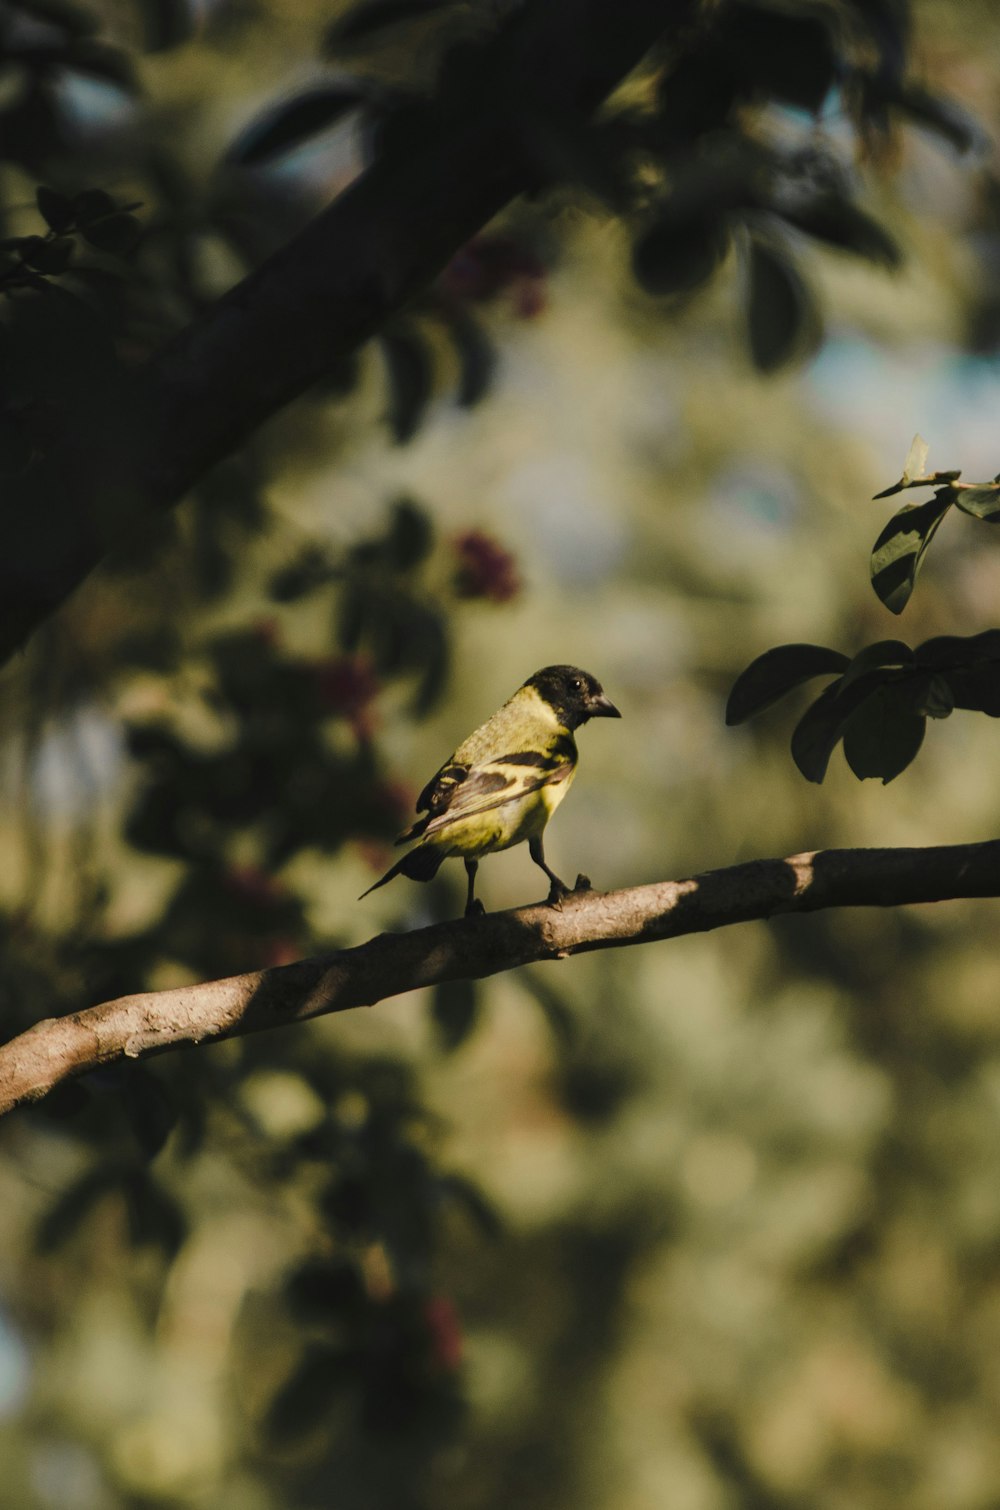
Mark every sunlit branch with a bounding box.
[1,838,998,1118]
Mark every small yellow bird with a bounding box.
[361,665,621,916]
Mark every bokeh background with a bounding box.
[4,0,1000,1506]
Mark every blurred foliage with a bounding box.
[3,1,1000,1509]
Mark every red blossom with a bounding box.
[452,529,520,603]
[313,655,380,738]
[221,865,284,909]
[442,235,548,316]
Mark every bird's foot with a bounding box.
[464,898,486,919]
[547,878,570,905]
[573,873,592,893]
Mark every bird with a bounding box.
[360,664,621,917]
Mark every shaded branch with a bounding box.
[0,0,697,662]
[2,838,999,1118]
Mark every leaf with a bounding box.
[632,212,730,296]
[431,978,479,1052]
[80,212,141,256]
[870,489,953,613]
[285,1258,366,1324]
[842,683,926,782]
[123,1066,177,1158]
[380,327,434,444]
[325,0,457,49]
[903,433,929,483]
[947,664,1000,717]
[227,85,366,167]
[839,638,913,689]
[138,0,197,52]
[782,193,901,267]
[386,497,433,568]
[954,483,1000,521]
[23,235,74,274]
[72,188,116,225]
[726,643,849,725]
[437,304,495,407]
[746,235,817,373]
[790,670,890,783]
[724,1,837,112]
[919,674,954,719]
[122,1168,187,1252]
[916,629,1000,670]
[35,185,74,233]
[891,83,990,156]
[267,1345,356,1441]
[36,1165,122,1251]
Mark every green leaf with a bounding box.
[431,978,479,1051]
[228,85,366,166]
[916,630,1000,669]
[72,188,116,225]
[387,497,433,568]
[725,642,849,725]
[842,683,926,782]
[919,673,954,719]
[324,0,457,49]
[746,234,817,373]
[870,488,953,613]
[123,1067,177,1158]
[839,638,913,689]
[23,235,74,274]
[380,327,434,444]
[953,483,1000,521]
[632,212,730,296]
[789,669,889,783]
[782,192,901,267]
[80,212,141,256]
[35,185,74,233]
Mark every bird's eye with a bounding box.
[571,677,584,693]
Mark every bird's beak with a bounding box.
[587,693,621,719]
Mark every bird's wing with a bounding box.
[398,737,576,845]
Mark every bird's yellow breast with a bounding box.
[436,763,576,859]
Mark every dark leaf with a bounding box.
[782,193,901,267]
[790,669,890,783]
[35,185,74,233]
[746,234,817,373]
[842,682,926,782]
[228,85,366,167]
[80,212,141,256]
[387,496,433,568]
[431,977,478,1052]
[954,483,1000,521]
[919,673,954,719]
[123,1066,177,1158]
[380,327,434,444]
[518,970,577,1049]
[66,42,138,90]
[632,212,730,296]
[839,638,913,688]
[72,188,116,225]
[726,643,849,725]
[325,0,457,49]
[437,1173,503,1239]
[437,304,495,407]
[286,1258,366,1324]
[947,665,1000,717]
[267,1345,356,1441]
[36,1164,122,1251]
[724,1,837,112]
[916,629,1000,670]
[891,82,989,156]
[23,235,74,273]
[139,0,197,52]
[122,1168,187,1252]
[870,489,953,613]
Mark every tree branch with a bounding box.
[2,838,998,1118]
[0,0,697,662]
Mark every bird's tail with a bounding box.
[358,844,445,900]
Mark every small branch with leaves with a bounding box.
[2,839,999,1120]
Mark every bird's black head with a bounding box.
[525,665,621,730]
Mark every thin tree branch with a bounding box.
[0,0,697,662]
[2,839,998,1118]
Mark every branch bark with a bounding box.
[0,0,697,662]
[2,839,998,1118]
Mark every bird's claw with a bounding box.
[573,873,592,893]
[547,879,570,906]
[464,898,486,919]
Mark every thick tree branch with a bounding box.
[0,0,697,662]
[2,839,998,1118]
